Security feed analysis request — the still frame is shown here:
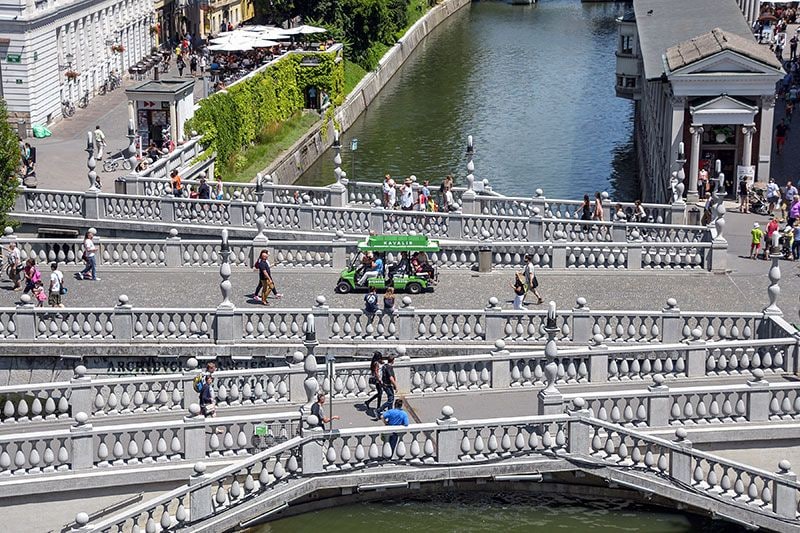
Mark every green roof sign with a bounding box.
[6,54,21,63]
[357,234,440,252]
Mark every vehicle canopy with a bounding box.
[356,234,440,253]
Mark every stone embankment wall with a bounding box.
[265,0,472,184]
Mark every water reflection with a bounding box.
[298,0,638,201]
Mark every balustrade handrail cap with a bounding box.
[0,380,72,394]
[90,372,185,386]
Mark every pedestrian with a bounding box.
[377,355,397,417]
[522,254,543,305]
[387,176,397,209]
[252,249,281,304]
[698,165,709,199]
[783,181,798,220]
[419,180,430,211]
[792,34,798,60]
[767,215,780,245]
[750,222,764,259]
[614,203,625,220]
[177,55,186,76]
[793,221,800,260]
[310,393,339,428]
[580,194,592,220]
[199,375,216,417]
[382,399,409,455]
[48,262,65,308]
[80,229,99,281]
[440,175,453,211]
[789,195,800,228]
[198,177,211,200]
[5,241,21,290]
[400,178,414,210]
[365,351,384,415]
[739,178,750,213]
[444,184,456,212]
[767,178,780,215]
[592,192,604,221]
[189,54,198,76]
[170,170,183,197]
[512,271,526,310]
[199,55,208,76]
[776,119,789,155]
[94,125,106,159]
[364,286,379,314]
[32,281,46,307]
[383,287,396,313]
[22,258,40,294]
[633,199,646,222]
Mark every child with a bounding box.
[383,287,396,313]
[32,281,46,307]
[750,222,764,259]
[512,272,526,310]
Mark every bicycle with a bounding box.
[77,90,89,109]
[102,152,133,172]
[61,99,75,118]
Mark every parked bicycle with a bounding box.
[77,90,89,109]
[102,152,133,172]
[61,99,75,118]
[98,72,122,95]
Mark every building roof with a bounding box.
[633,0,764,80]
[665,27,782,73]
[126,78,195,98]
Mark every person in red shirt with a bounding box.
[767,216,780,252]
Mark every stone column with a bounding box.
[435,406,459,463]
[688,124,703,203]
[773,460,798,518]
[741,123,757,169]
[538,302,564,415]
[165,228,182,267]
[566,399,592,455]
[112,294,133,341]
[489,340,511,390]
[668,428,693,485]
[746,369,770,422]
[571,297,591,344]
[758,95,776,180]
[646,374,670,427]
[188,463,213,522]
[169,102,178,144]
[670,96,686,179]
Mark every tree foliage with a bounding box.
[0,99,20,227]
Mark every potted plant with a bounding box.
[111,44,125,53]
[65,70,79,81]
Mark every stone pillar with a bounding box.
[14,294,36,340]
[571,297,591,344]
[165,228,182,267]
[228,193,244,227]
[435,406,459,463]
[668,428,693,485]
[489,340,511,390]
[112,294,133,341]
[83,189,101,220]
[397,297,415,341]
[661,298,682,343]
[538,302,564,415]
[685,333,707,378]
[301,427,324,474]
[215,229,240,344]
[566,399,591,455]
[312,297,330,342]
[70,412,94,470]
[551,232,567,268]
[369,205,384,234]
[298,202,314,231]
[169,102,178,144]
[764,255,782,316]
[601,192,612,222]
[647,374,670,427]
[688,124,704,203]
[758,96,776,181]
[741,123,757,169]
[331,232,348,269]
[670,96,686,184]
[483,297,504,343]
[587,335,609,383]
[528,209,543,242]
[394,349,411,393]
[69,366,93,417]
[746,369,770,422]
[189,463,214,522]
[183,406,206,460]
[611,220,626,242]
[286,351,306,404]
[773,460,797,518]
[160,194,176,223]
[182,358,200,408]
[251,202,269,265]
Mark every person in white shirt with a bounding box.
[400,178,414,210]
[80,228,99,281]
[48,262,64,308]
[5,242,21,290]
[444,186,456,212]
[94,126,106,159]
[382,174,396,208]
[767,178,780,216]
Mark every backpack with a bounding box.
[193,375,203,393]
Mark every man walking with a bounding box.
[48,262,64,308]
[382,399,409,456]
[94,125,106,159]
[522,254,543,305]
[252,249,281,303]
[377,355,397,418]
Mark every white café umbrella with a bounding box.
[255,29,292,40]
[282,24,328,35]
[250,39,280,48]
[208,41,254,52]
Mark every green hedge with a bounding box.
[187,51,344,169]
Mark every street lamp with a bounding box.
[325,354,336,430]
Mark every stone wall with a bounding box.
[264,0,473,185]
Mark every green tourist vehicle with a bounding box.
[335,234,440,295]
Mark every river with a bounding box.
[297,0,638,200]
[255,492,737,532]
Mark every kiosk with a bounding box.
[125,78,195,148]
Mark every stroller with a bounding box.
[749,187,769,215]
[780,226,794,259]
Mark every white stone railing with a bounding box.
[78,409,800,533]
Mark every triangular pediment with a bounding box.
[690,94,759,113]
[670,50,783,77]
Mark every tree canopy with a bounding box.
[0,99,20,227]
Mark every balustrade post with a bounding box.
[528,210,543,242]
[567,398,592,455]
[70,412,94,470]
[708,241,727,273]
[83,189,101,220]
[312,296,330,342]
[14,188,27,213]
[448,212,464,240]
[215,230,240,344]
[261,174,275,203]
[1,226,16,248]
[332,231,348,269]
[69,365,93,417]
[668,428,693,485]
[183,405,206,460]
[489,340,511,390]
[188,462,214,522]
[571,297,591,344]
[647,374,670,427]
[328,183,348,208]
[397,297,416,341]
[611,220,626,242]
[670,202,686,225]
[394,347,412,392]
[661,298,681,343]
[773,460,797,518]
[165,228,182,267]
[460,189,478,215]
[588,334,609,382]
[300,427,324,474]
[286,351,306,404]
[112,294,133,341]
[532,190,546,216]
[252,201,269,265]
[160,194,176,223]
[369,204,384,234]
[182,357,200,408]
[229,193,244,226]
[298,202,314,231]
[551,232,567,268]
[627,228,643,270]
[685,330,706,378]
[601,192,611,222]
[435,406,459,463]
[746,369,770,422]
[15,294,36,339]
[483,297,504,343]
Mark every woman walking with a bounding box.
[592,192,604,221]
[80,229,99,281]
[580,195,592,221]
[364,351,384,416]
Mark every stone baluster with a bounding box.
[329,130,348,207]
[189,462,214,522]
[764,255,782,316]
[215,229,239,344]
[668,428,693,485]
[746,369,770,422]
[571,297,591,344]
[14,294,36,340]
[538,302,563,415]
[567,398,592,455]
[773,460,797,518]
[70,412,94,470]
[489,340,511,390]
[460,136,478,215]
[165,228,182,267]
[670,142,687,223]
[646,374,670,427]
[69,365,93,416]
[685,328,706,378]
[112,294,133,341]
[528,207,543,242]
[251,201,269,265]
[483,297,504,342]
[660,298,681,343]
[713,173,726,243]
[587,333,609,382]
[302,350,319,409]
[435,406,459,463]
[331,231,348,269]
[397,296,416,341]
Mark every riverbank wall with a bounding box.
[263,0,472,184]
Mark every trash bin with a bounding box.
[114,177,127,195]
[687,206,702,226]
[478,246,492,273]
[17,119,26,139]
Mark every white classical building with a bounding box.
[616,0,783,203]
[0,0,155,131]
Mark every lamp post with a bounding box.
[350,138,358,182]
[325,354,336,431]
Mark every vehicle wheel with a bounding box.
[406,282,422,295]
[102,160,116,173]
[98,85,106,96]
[122,159,133,171]
[78,98,88,109]
[63,106,74,118]
[335,281,352,294]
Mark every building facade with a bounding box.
[0,0,155,131]
[615,0,783,203]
